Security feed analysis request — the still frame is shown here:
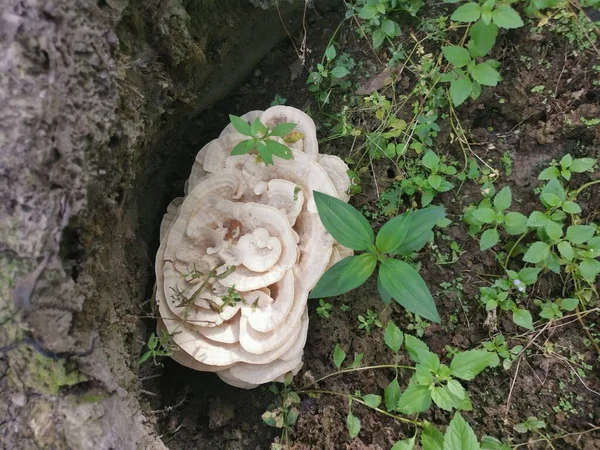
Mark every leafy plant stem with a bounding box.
[299,389,424,426]
[300,364,415,390]
[511,425,600,449]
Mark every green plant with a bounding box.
[440,44,502,106]
[316,299,334,318]
[389,332,499,414]
[357,309,383,333]
[307,45,355,105]
[464,186,528,250]
[350,0,409,48]
[439,0,525,105]
[228,115,297,165]
[535,297,579,321]
[262,374,300,448]
[538,154,597,182]
[419,150,456,206]
[139,330,176,365]
[482,334,523,370]
[309,191,445,323]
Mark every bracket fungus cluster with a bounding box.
[155,106,352,388]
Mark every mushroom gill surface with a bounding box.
[155,106,352,388]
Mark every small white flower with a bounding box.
[518,286,526,293]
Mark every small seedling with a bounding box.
[316,299,333,318]
[228,115,298,165]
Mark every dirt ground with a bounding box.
[137,5,600,450]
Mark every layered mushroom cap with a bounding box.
[156,106,352,388]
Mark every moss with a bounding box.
[10,346,88,396]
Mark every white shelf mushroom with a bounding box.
[155,106,352,388]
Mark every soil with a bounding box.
[2,0,599,449]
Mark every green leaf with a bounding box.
[451,2,482,22]
[561,201,581,214]
[270,122,297,137]
[541,193,561,207]
[450,350,498,380]
[569,158,596,173]
[560,298,579,311]
[257,141,273,165]
[432,385,457,411]
[347,412,361,438]
[381,18,398,37]
[560,154,573,169]
[393,206,446,255]
[442,46,472,68]
[384,378,402,411]
[523,242,550,263]
[397,384,432,414]
[138,351,152,365]
[428,174,443,190]
[544,221,563,241]
[405,334,431,363]
[527,211,551,227]
[313,191,374,250]
[470,62,500,86]
[372,29,386,48]
[566,225,595,245]
[443,413,480,450]
[420,351,441,373]
[331,66,350,78]
[376,213,413,254]
[504,212,528,235]
[251,117,266,136]
[538,167,560,180]
[230,139,255,156]
[379,259,440,323]
[541,179,566,205]
[557,240,574,261]
[472,207,497,224]
[493,186,512,211]
[309,254,377,299]
[468,20,498,57]
[422,425,445,450]
[391,438,416,450]
[264,139,293,160]
[480,228,499,251]
[362,394,382,408]
[517,267,542,285]
[358,4,378,19]
[324,45,336,60]
[450,76,473,106]
[378,275,392,305]
[229,114,253,136]
[513,309,534,330]
[492,6,523,28]
[446,379,470,409]
[579,258,600,283]
[422,150,441,171]
[384,321,404,352]
[333,343,346,369]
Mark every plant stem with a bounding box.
[301,364,415,390]
[298,389,424,427]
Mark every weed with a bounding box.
[316,299,333,318]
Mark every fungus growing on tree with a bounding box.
[155,106,352,388]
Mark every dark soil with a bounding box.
[132,5,600,450]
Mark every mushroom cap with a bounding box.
[156,106,352,387]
